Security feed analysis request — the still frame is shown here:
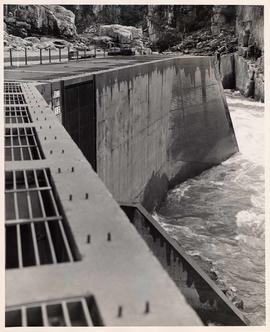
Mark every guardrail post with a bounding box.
[25,48,28,65]
[40,49,43,64]
[59,48,62,62]
[94,45,96,57]
[67,46,70,61]
[103,48,105,58]
[48,48,51,63]
[9,49,13,67]
[77,49,79,61]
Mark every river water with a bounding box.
[155,91,265,325]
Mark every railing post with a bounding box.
[40,49,42,64]
[59,48,62,62]
[48,48,51,63]
[103,48,105,58]
[67,46,70,61]
[25,48,28,65]
[77,49,79,61]
[9,48,13,67]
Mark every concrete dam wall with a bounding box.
[34,56,238,211]
[95,57,238,210]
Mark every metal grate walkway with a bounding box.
[5,105,32,124]
[6,295,103,326]
[5,168,79,268]
[5,127,44,161]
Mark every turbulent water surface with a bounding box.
[155,91,265,325]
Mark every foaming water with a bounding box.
[155,91,265,325]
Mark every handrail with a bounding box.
[5,46,109,68]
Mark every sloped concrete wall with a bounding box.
[95,57,238,211]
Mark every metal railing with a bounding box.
[5,45,109,67]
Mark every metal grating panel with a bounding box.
[5,106,32,124]
[4,93,26,105]
[4,83,22,93]
[5,169,79,268]
[6,296,103,326]
[5,127,44,161]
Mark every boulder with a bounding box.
[25,36,40,44]
[4,33,28,50]
[99,24,143,45]
[4,17,16,24]
[93,36,113,48]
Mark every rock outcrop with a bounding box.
[4,32,72,51]
[211,5,236,35]
[100,24,142,43]
[168,5,264,101]
[234,6,264,101]
[236,6,264,52]
[171,28,238,56]
[99,24,143,48]
[4,5,77,38]
[234,54,264,101]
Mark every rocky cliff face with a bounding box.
[4,5,77,38]
[236,6,264,52]
[63,5,147,33]
[234,6,264,101]
[4,5,263,51]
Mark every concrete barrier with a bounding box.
[95,57,238,210]
[21,56,239,212]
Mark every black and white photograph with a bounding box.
[2,1,267,328]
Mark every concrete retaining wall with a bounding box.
[95,57,238,211]
[217,53,264,102]
[234,53,255,97]
[234,53,264,101]
[219,53,235,89]
[36,81,61,108]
